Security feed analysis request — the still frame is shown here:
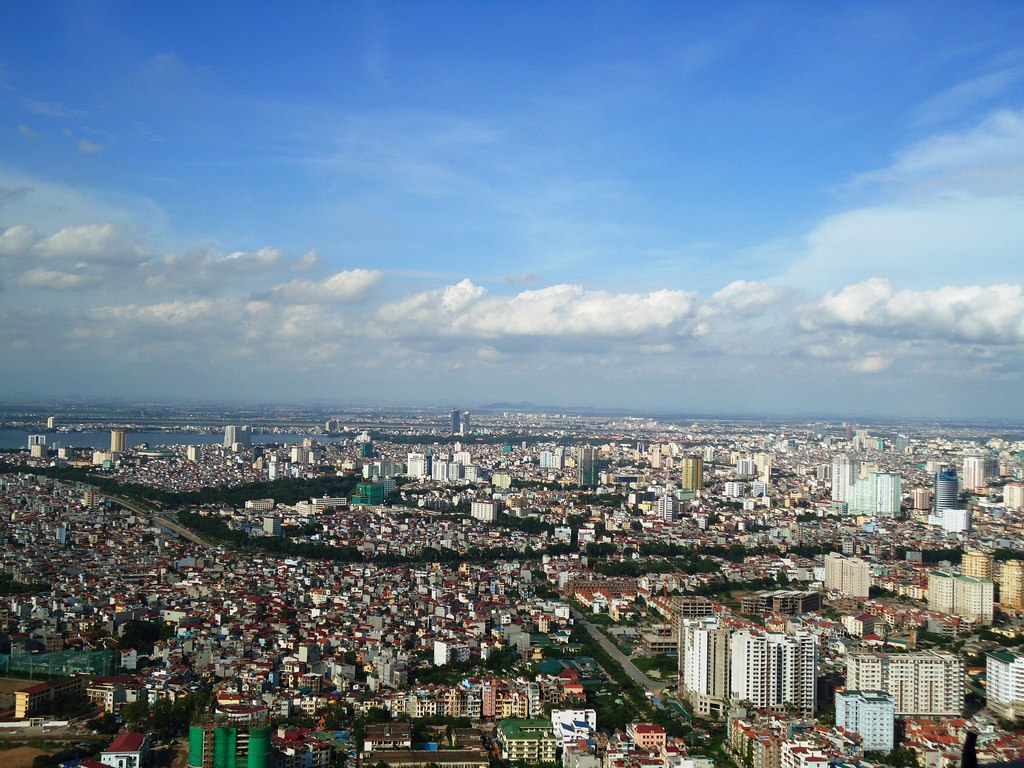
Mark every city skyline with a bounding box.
[1,3,1024,417]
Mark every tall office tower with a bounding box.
[577,445,598,487]
[846,651,964,716]
[449,406,461,435]
[730,630,818,715]
[824,552,871,598]
[110,430,126,454]
[934,466,959,514]
[927,571,994,623]
[831,454,858,503]
[963,455,994,491]
[848,472,902,517]
[1000,561,1024,609]
[1005,483,1024,511]
[986,650,1024,720]
[407,453,429,478]
[962,550,994,580]
[678,618,732,718]
[461,411,471,435]
[681,455,704,491]
[836,690,895,752]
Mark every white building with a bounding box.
[470,500,500,522]
[678,618,731,718]
[831,454,858,503]
[407,453,429,478]
[835,690,895,752]
[729,630,817,715]
[986,650,1024,719]
[550,709,597,746]
[1003,483,1024,511]
[848,472,902,518]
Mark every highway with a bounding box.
[569,607,667,695]
[109,496,215,548]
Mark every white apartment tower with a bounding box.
[986,650,1024,719]
[730,630,817,715]
[927,571,994,624]
[678,618,731,718]
[831,454,858,503]
[835,690,895,752]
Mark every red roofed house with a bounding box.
[100,731,150,768]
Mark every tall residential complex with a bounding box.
[846,651,963,716]
[835,690,895,752]
[831,454,858,503]
[986,650,1024,719]
[681,455,704,491]
[110,429,126,454]
[824,552,871,599]
[678,619,817,717]
[962,550,994,580]
[730,629,817,715]
[1000,560,1024,610]
[1005,483,1024,511]
[962,455,996,491]
[223,425,252,448]
[577,445,599,487]
[848,472,902,518]
[927,571,994,624]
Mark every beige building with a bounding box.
[824,552,871,599]
[962,550,994,580]
[846,651,963,716]
[1005,483,1024,511]
[928,570,994,624]
[1001,560,1024,610]
[678,617,731,718]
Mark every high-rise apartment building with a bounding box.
[831,454,858,503]
[962,550,994,580]
[986,650,1024,719]
[846,651,963,716]
[577,445,598,487]
[963,455,996,491]
[836,690,895,752]
[407,453,430,478]
[730,630,817,715]
[927,570,994,623]
[224,425,252,449]
[110,430,126,454]
[1004,483,1024,511]
[1000,560,1024,610]
[824,552,871,598]
[848,472,902,517]
[681,455,704,491]
[678,618,731,718]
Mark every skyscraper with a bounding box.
[934,466,959,513]
[577,445,598,487]
[224,425,252,449]
[449,406,461,435]
[1000,560,1024,610]
[681,455,704,491]
[110,430,126,454]
[963,455,996,491]
[831,454,858,503]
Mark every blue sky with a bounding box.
[2,2,1024,417]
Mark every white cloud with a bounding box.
[0,224,35,256]
[377,280,695,339]
[78,139,104,154]
[817,279,1024,345]
[292,248,318,271]
[33,222,147,263]
[18,267,97,289]
[267,268,383,303]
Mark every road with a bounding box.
[109,496,215,548]
[569,607,667,694]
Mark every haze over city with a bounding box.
[1,3,1023,417]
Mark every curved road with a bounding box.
[569,607,667,695]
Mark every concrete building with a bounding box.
[848,472,902,518]
[1000,560,1024,610]
[1004,483,1024,511]
[962,550,994,580]
[681,455,704,491]
[986,650,1024,719]
[846,651,963,716]
[824,552,871,599]
[730,630,817,715]
[831,454,858,503]
[927,570,994,624]
[110,430,126,454]
[835,690,895,752]
[679,617,731,718]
